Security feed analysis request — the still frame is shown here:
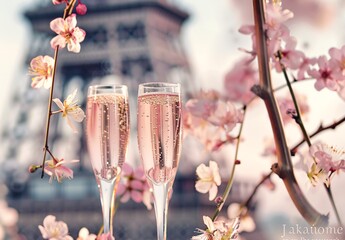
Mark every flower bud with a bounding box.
[214,196,224,205]
[76,3,87,15]
[28,165,39,173]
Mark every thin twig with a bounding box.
[46,147,56,160]
[291,116,345,155]
[246,72,313,106]
[242,171,273,209]
[325,183,342,225]
[41,47,60,178]
[273,77,314,92]
[211,106,247,221]
[39,0,77,178]
[277,51,312,147]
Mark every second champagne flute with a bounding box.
[86,84,130,239]
[137,82,183,240]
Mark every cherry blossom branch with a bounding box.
[46,146,57,160]
[211,106,247,221]
[273,77,314,93]
[242,170,273,209]
[40,0,77,178]
[325,183,342,225]
[291,115,345,155]
[252,0,328,226]
[65,0,77,17]
[247,77,313,106]
[41,47,60,178]
[277,51,312,147]
[325,169,342,224]
[277,52,343,225]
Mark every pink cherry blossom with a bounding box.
[183,110,234,152]
[238,25,254,35]
[195,161,221,201]
[77,227,97,240]
[263,3,292,56]
[337,81,345,101]
[223,58,259,105]
[227,203,255,233]
[328,45,345,81]
[265,3,293,43]
[329,45,345,71]
[238,25,257,59]
[309,142,345,173]
[274,36,304,72]
[185,98,217,120]
[53,89,85,133]
[233,0,334,28]
[239,3,293,60]
[207,100,243,131]
[182,108,205,136]
[293,150,329,188]
[308,56,340,91]
[214,217,240,240]
[181,106,194,138]
[0,195,20,239]
[191,216,219,240]
[185,90,220,119]
[39,215,73,240]
[277,92,309,124]
[307,163,328,187]
[28,55,54,89]
[117,163,149,204]
[185,90,243,133]
[0,200,19,228]
[44,158,79,183]
[283,0,335,28]
[50,14,86,53]
[187,117,227,151]
[296,54,317,80]
[192,216,240,240]
[265,3,294,32]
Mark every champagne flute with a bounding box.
[137,82,182,240]
[86,84,130,239]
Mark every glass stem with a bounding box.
[99,176,117,237]
[152,181,170,240]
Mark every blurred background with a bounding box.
[0,0,345,239]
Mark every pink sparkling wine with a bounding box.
[86,93,130,181]
[137,93,182,184]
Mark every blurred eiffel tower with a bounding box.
[0,0,194,195]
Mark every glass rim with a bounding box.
[88,84,128,90]
[138,82,180,89]
[88,84,128,97]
